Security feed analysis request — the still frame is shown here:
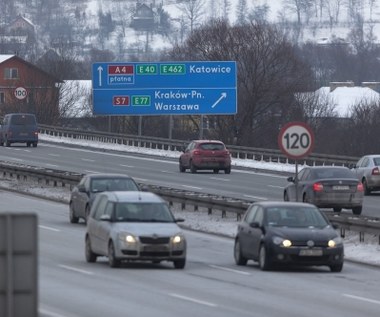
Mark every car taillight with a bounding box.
[34,131,38,136]
[313,182,324,191]
[372,167,380,175]
[193,150,201,155]
[224,150,230,156]
[357,183,364,192]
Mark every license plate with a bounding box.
[19,132,28,136]
[144,245,167,252]
[299,249,323,256]
[333,185,349,190]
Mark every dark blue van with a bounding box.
[0,113,38,147]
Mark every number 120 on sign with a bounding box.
[278,122,314,159]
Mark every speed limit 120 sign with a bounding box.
[278,122,314,160]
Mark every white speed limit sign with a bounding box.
[14,86,28,100]
[278,122,314,159]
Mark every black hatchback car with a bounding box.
[234,201,344,272]
[69,173,141,224]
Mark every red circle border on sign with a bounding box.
[277,121,315,160]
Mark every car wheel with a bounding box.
[234,239,248,266]
[108,241,121,268]
[190,161,197,173]
[330,263,343,272]
[179,161,186,173]
[284,191,289,201]
[85,235,97,263]
[302,193,308,203]
[213,169,219,174]
[69,202,79,224]
[352,206,362,215]
[26,142,31,147]
[173,259,186,269]
[363,179,371,195]
[5,137,10,147]
[333,207,342,213]
[259,244,271,271]
[224,167,231,174]
[33,142,37,148]
[84,205,91,224]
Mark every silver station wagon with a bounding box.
[85,191,187,269]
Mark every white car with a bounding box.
[85,191,187,269]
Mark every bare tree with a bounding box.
[165,19,314,147]
[177,0,205,34]
[283,0,314,25]
[235,0,248,25]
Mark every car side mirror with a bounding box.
[77,184,86,192]
[100,214,111,221]
[287,176,295,182]
[175,218,185,223]
[249,221,260,228]
[139,185,150,192]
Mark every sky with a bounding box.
[1,133,379,268]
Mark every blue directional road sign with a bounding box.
[92,61,237,115]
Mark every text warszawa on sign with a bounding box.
[92,61,237,115]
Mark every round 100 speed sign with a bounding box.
[278,122,314,160]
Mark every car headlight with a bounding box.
[118,233,137,243]
[328,236,343,248]
[172,234,184,244]
[272,236,292,247]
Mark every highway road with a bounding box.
[0,141,379,217]
[1,191,380,317]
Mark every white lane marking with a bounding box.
[39,225,60,232]
[243,194,268,200]
[209,177,230,182]
[39,308,69,317]
[84,170,99,174]
[48,153,61,157]
[135,178,148,182]
[343,294,380,305]
[161,170,175,174]
[209,264,251,275]
[182,185,203,190]
[59,264,94,276]
[81,158,95,162]
[268,185,283,189]
[120,164,134,168]
[45,163,59,168]
[169,293,217,307]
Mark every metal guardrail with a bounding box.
[38,124,360,167]
[1,161,380,242]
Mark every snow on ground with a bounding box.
[1,134,380,268]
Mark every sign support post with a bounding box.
[278,122,315,202]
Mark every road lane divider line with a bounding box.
[343,294,380,305]
[169,293,217,307]
[48,154,61,157]
[243,194,268,200]
[81,158,95,162]
[45,163,59,168]
[209,177,230,182]
[58,264,94,276]
[182,185,203,190]
[268,185,283,189]
[39,225,60,232]
[209,264,251,275]
[120,164,134,168]
[84,170,99,174]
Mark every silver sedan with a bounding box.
[351,154,380,195]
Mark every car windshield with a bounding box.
[199,143,225,151]
[312,168,354,179]
[114,202,175,223]
[90,178,139,192]
[265,206,329,228]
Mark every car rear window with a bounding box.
[199,143,225,151]
[313,168,354,179]
[10,115,36,125]
[91,178,139,192]
[373,157,380,166]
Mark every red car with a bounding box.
[179,140,232,174]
